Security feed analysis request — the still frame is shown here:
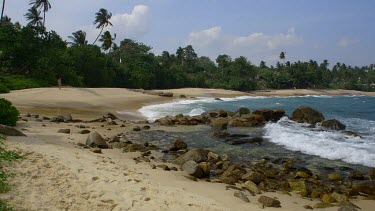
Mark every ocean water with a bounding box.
[138,95,375,169]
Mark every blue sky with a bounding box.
[4,0,375,66]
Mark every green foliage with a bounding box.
[0,75,47,91]
[0,98,19,127]
[0,84,9,94]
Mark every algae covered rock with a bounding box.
[321,119,346,130]
[291,106,325,124]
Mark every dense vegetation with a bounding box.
[0,98,19,126]
[1,5,374,93]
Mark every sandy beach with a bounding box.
[1,87,374,211]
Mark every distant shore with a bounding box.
[0,87,374,120]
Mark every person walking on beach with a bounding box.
[57,77,62,90]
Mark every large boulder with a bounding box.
[243,181,261,194]
[0,124,26,136]
[241,171,263,185]
[86,131,108,149]
[169,139,188,151]
[211,117,228,130]
[156,117,175,126]
[174,148,209,166]
[321,119,346,130]
[252,109,273,122]
[182,160,204,178]
[291,106,325,124]
[235,107,251,116]
[271,109,286,122]
[241,114,266,126]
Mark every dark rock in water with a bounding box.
[174,148,209,166]
[0,124,26,136]
[86,131,108,149]
[342,131,362,138]
[235,107,251,116]
[211,117,228,130]
[226,137,263,145]
[182,160,204,178]
[253,109,273,122]
[352,180,375,195]
[234,191,250,203]
[169,139,188,151]
[348,172,365,180]
[57,129,70,134]
[321,119,346,130]
[220,164,246,185]
[156,117,175,126]
[214,98,223,101]
[258,196,281,208]
[291,106,325,124]
[212,131,230,138]
[202,109,228,118]
[142,125,150,130]
[271,109,286,122]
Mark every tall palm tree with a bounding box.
[279,52,286,64]
[24,7,43,27]
[29,0,51,27]
[99,31,116,52]
[93,8,113,45]
[68,30,88,46]
[1,0,6,25]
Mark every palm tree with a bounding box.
[29,0,51,27]
[68,30,88,46]
[24,7,43,27]
[93,8,113,45]
[1,0,6,25]
[99,31,116,52]
[279,52,286,64]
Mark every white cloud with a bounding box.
[338,38,359,47]
[83,5,151,43]
[186,26,302,64]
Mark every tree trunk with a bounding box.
[43,10,45,27]
[1,0,6,24]
[93,27,104,45]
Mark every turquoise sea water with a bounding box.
[139,95,375,169]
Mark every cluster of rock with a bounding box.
[171,141,375,209]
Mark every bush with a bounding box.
[0,84,9,94]
[0,99,19,126]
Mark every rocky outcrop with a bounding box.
[174,148,209,166]
[291,106,325,124]
[252,109,285,122]
[220,164,246,184]
[321,119,346,130]
[86,131,108,149]
[0,124,26,136]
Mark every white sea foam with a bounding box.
[264,117,375,167]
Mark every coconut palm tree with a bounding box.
[1,0,6,25]
[279,52,286,64]
[99,31,116,52]
[93,8,113,45]
[24,7,43,27]
[68,30,88,46]
[29,0,51,27]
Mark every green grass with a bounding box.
[0,75,47,93]
[0,135,22,211]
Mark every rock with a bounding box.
[258,196,281,208]
[30,114,39,118]
[211,117,228,130]
[311,189,324,198]
[336,201,361,210]
[289,179,307,193]
[331,192,348,202]
[303,205,313,210]
[236,107,251,116]
[202,109,228,118]
[295,171,310,179]
[253,109,273,122]
[227,137,263,145]
[241,171,263,185]
[352,180,375,195]
[159,92,173,97]
[338,206,358,211]
[50,114,73,123]
[142,125,150,130]
[243,181,261,194]
[123,144,146,152]
[109,142,129,149]
[86,131,108,149]
[0,124,26,136]
[348,172,365,180]
[271,109,286,122]
[174,148,209,166]
[328,173,342,181]
[79,129,91,134]
[184,175,198,181]
[157,164,170,171]
[179,95,187,98]
[169,139,188,151]
[133,126,141,131]
[108,135,120,143]
[199,162,210,176]
[207,151,220,161]
[90,147,102,153]
[182,161,204,178]
[156,117,175,126]
[220,164,246,184]
[369,168,375,180]
[312,203,334,209]
[291,106,325,124]
[321,194,336,203]
[57,129,70,134]
[342,131,362,138]
[241,114,267,126]
[321,119,346,130]
[234,191,250,203]
[104,112,118,120]
[214,98,223,101]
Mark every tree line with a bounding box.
[0,3,374,92]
